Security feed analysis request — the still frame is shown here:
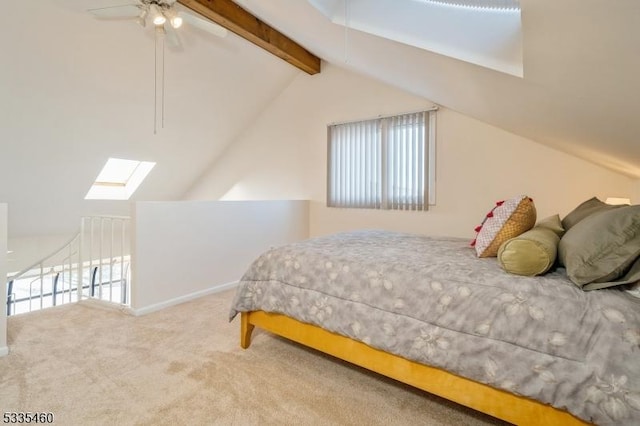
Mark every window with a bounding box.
[85,158,156,200]
[327,110,436,210]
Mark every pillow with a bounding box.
[561,197,622,231]
[472,195,536,258]
[497,215,565,276]
[558,204,640,290]
[498,228,559,276]
[536,214,565,237]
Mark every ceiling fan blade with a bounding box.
[88,4,140,19]
[163,25,183,50]
[179,11,228,38]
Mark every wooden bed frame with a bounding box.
[241,311,590,426]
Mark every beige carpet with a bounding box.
[0,290,508,426]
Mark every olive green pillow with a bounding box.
[536,214,565,237]
[561,197,622,231]
[558,205,640,290]
[498,215,564,276]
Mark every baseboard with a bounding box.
[130,281,239,316]
[0,346,8,357]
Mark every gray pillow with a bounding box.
[558,205,640,290]
[561,197,622,231]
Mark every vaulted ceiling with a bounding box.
[2,0,640,239]
[1,0,299,237]
[178,0,320,75]
[234,0,640,178]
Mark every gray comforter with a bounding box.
[230,230,640,425]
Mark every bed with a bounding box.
[229,229,640,425]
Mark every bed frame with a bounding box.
[241,311,590,426]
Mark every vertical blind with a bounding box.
[327,110,435,211]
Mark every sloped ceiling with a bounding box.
[0,0,298,237]
[236,0,640,177]
[308,0,523,77]
[2,0,640,239]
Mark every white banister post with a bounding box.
[77,217,84,301]
[109,218,114,303]
[120,219,125,304]
[99,218,104,299]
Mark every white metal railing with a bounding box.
[7,216,131,316]
[79,216,131,305]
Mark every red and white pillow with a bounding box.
[472,195,537,258]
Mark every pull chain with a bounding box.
[154,26,165,134]
[154,27,157,134]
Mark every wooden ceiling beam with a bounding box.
[177,0,321,75]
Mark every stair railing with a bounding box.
[79,216,131,306]
[6,233,80,315]
[6,215,131,316]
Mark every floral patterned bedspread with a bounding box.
[229,230,640,425]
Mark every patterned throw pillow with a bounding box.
[472,195,537,258]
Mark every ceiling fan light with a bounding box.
[153,14,166,25]
[170,16,183,29]
[149,4,166,26]
[164,9,183,29]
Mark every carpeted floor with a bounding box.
[0,290,509,425]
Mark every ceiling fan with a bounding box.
[88,1,229,134]
[88,0,228,47]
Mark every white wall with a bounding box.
[131,200,308,315]
[185,63,635,239]
[185,63,432,202]
[1,204,8,356]
[1,1,298,239]
[311,107,636,238]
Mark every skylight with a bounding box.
[308,0,523,76]
[85,158,155,200]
